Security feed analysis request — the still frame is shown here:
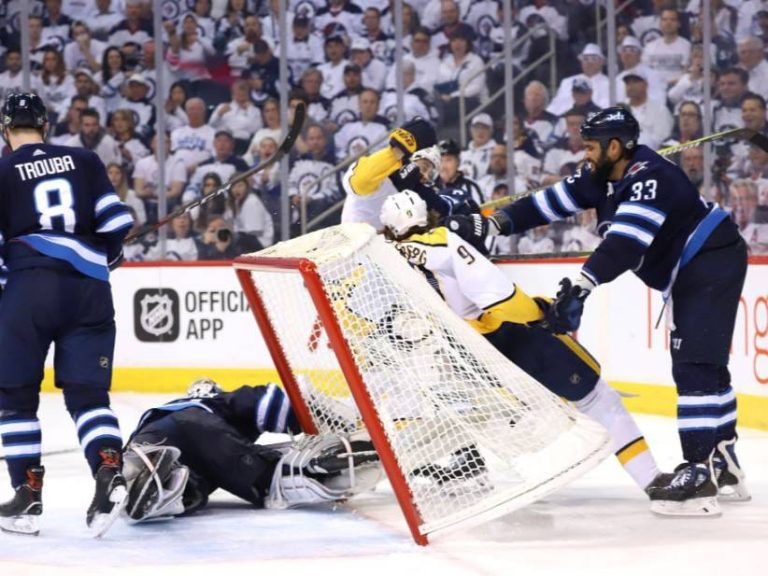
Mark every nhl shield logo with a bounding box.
[134,289,180,342]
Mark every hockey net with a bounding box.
[234,224,609,545]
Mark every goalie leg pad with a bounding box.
[123,444,190,523]
[266,434,382,509]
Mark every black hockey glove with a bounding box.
[541,276,595,334]
[389,117,437,156]
[446,211,511,243]
[397,161,423,190]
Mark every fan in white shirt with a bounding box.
[622,70,674,150]
[547,43,609,116]
[170,98,216,174]
[317,33,351,100]
[334,89,390,162]
[641,9,692,86]
[133,133,189,206]
[737,37,768,97]
[224,181,275,249]
[209,79,264,142]
[0,49,24,103]
[350,38,387,92]
[459,113,497,181]
[615,36,669,106]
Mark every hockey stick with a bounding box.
[480,127,768,211]
[124,102,307,244]
[0,447,79,461]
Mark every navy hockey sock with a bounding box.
[0,388,42,488]
[673,362,736,463]
[70,406,123,476]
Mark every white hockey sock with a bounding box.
[575,379,660,490]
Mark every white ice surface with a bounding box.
[1,393,766,576]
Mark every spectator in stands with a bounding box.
[91,0,124,42]
[106,161,147,226]
[378,60,438,125]
[460,113,496,181]
[299,68,331,124]
[350,38,387,92]
[518,0,568,42]
[623,70,674,149]
[244,97,282,164]
[38,49,75,120]
[42,0,74,41]
[737,37,768,97]
[548,43,609,116]
[510,114,543,187]
[435,28,484,129]
[110,108,151,172]
[187,130,249,199]
[362,7,393,64]
[164,81,191,131]
[171,97,216,174]
[329,64,365,129]
[73,68,107,126]
[49,95,89,145]
[29,15,55,69]
[518,226,556,254]
[0,48,24,102]
[318,32,350,101]
[120,40,144,73]
[713,67,750,132]
[642,8,691,87]
[730,179,768,253]
[730,94,768,166]
[615,36,667,105]
[225,15,264,78]
[729,144,768,185]
[286,16,324,81]
[680,146,705,191]
[193,173,228,233]
[133,131,189,215]
[261,0,293,41]
[147,213,200,261]
[252,137,281,199]
[387,27,440,93]
[690,5,737,70]
[190,0,217,39]
[633,0,690,46]
[486,182,517,255]
[431,0,476,56]
[248,39,282,103]
[210,79,263,151]
[478,143,527,201]
[165,13,216,80]
[215,0,251,52]
[117,73,155,142]
[139,39,178,101]
[109,0,153,48]
[541,108,585,186]
[289,124,340,226]
[196,216,240,260]
[66,107,121,166]
[522,81,557,147]
[668,42,714,108]
[224,178,275,251]
[334,88,389,161]
[437,138,484,206]
[561,210,601,253]
[64,21,105,73]
[315,0,365,39]
[664,100,703,147]
[97,46,128,113]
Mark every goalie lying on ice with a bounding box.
[121,379,382,523]
[379,191,678,511]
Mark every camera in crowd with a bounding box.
[216,228,232,243]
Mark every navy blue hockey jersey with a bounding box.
[0,143,133,281]
[500,145,730,291]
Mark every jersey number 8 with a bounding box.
[34,178,76,233]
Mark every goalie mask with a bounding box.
[380,190,428,237]
[410,145,442,183]
[186,377,223,399]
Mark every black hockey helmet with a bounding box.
[1,92,48,131]
[580,106,639,152]
[439,138,461,157]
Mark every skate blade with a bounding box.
[718,484,752,502]
[0,514,40,536]
[651,496,721,517]
[90,485,128,539]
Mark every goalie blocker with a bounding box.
[122,379,382,523]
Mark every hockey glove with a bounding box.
[446,211,511,243]
[541,275,596,334]
[389,118,437,156]
[397,161,423,189]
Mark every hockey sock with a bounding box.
[715,366,738,444]
[0,388,42,488]
[254,383,299,434]
[71,407,123,476]
[673,362,735,462]
[574,379,660,489]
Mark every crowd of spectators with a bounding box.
[0,0,767,260]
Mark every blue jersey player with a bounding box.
[449,107,749,517]
[0,93,133,537]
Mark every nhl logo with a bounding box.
[134,288,180,342]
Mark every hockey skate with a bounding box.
[87,448,128,538]
[713,438,751,502]
[647,458,721,517]
[123,443,190,523]
[0,466,44,536]
[410,445,490,498]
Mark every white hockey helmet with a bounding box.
[410,145,442,182]
[380,190,428,237]
[186,377,223,399]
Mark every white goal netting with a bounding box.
[235,224,609,542]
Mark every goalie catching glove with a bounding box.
[389,117,437,157]
[540,275,596,334]
[446,211,512,244]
